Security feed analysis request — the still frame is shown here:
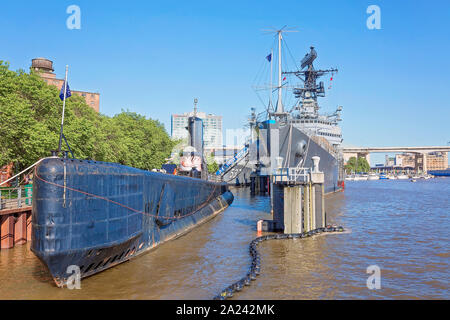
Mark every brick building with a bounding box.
[425,152,448,171]
[30,58,100,112]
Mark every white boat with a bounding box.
[345,174,355,181]
[387,174,397,180]
[367,173,379,180]
[397,174,409,180]
[354,174,368,181]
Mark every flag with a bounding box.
[59,81,72,101]
[266,53,272,62]
[282,76,286,81]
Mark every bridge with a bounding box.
[341,146,450,173]
[341,146,450,153]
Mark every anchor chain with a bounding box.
[213,225,345,300]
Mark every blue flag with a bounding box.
[59,81,72,101]
[266,53,272,62]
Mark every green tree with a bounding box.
[356,157,371,173]
[206,152,219,174]
[0,61,175,172]
[344,156,370,173]
[344,157,357,173]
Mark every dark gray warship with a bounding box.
[218,30,345,194]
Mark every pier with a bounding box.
[260,156,326,234]
[0,185,33,250]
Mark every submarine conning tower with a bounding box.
[188,115,203,159]
[186,98,207,179]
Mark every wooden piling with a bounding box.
[283,186,302,234]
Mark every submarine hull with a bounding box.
[31,158,233,286]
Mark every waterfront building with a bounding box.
[425,152,448,171]
[385,155,396,167]
[171,111,223,150]
[396,153,416,168]
[30,58,100,112]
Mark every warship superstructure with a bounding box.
[219,28,344,194]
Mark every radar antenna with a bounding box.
[283,46,338,117]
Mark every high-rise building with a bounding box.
[30,58,100,112]
[171,111,222,149]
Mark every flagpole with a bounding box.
[58,65,69,154]
[269,48,273,113]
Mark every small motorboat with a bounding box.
[367,173,380,180]
[345,174,355,181]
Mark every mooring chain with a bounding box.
[213,225,345,300]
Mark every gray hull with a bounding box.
[223,123,343,194]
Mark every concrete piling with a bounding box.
[261,156,326,234]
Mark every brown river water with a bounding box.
[0,178,449,299]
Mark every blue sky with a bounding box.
[2,0,449,165]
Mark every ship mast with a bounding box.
[252,26,297,120]
[268,26,297,119]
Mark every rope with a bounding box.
[33,166,219,221]
[0,157,57,187]
[283,124,293,167]
[213,225,345,300]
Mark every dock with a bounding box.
[0,185,33,249]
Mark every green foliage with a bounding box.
[344,157,357,173]
[357,157,371,173]
[205,151,219,174]
[207,161,219,174]
[0,61,175,172]
[344,156,370,173]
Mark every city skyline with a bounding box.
[2,0,449,165]
[171,110,223,149]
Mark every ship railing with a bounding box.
[215,146,249,176]
[272,167,311,184]
[302,128,340,157]
[0,185,33,211]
